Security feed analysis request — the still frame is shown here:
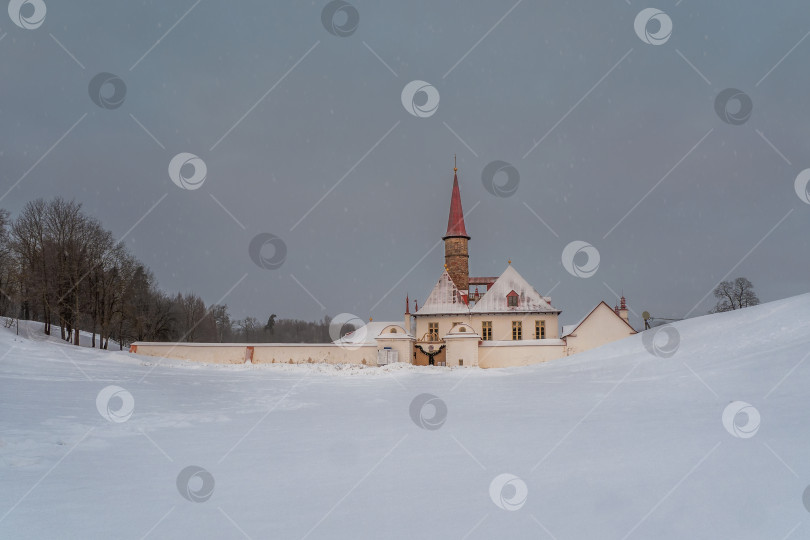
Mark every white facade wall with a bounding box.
[375,325,415,365]
[564,303,636,356]
[478,340,567,368]
[415,313,559,342]
[443,323,481,367]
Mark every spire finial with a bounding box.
[454,154,457,172]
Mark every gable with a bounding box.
[471,265,558,313]
[563,302,636,337]
[416,269,470,315]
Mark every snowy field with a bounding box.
[1,295,810,539]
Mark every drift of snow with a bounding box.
[2,294,810,539]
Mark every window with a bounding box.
[482,321,492,341]
[507,292,518,307]
[512,321,522,340]
[459,359,463,366]
[428,322,439,341]
[535,320,545,339]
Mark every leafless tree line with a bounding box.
[0,197,339,347]
[225,314,335,343]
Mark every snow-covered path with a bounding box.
[1,295,810,539]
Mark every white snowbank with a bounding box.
[2,294,810,539]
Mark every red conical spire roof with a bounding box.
[443,170,469,239]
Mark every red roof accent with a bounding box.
[443,172,469,239]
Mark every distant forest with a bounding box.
[0,197,337,349]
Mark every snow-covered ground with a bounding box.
[7,319,122,351]
[1,295,810,539]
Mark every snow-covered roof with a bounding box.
[562,312,590,337]
[415,270,470,315]
[332,321,408,345]
[561,324,579,337]
[471,265,559,314]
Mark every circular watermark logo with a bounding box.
[168,152,207,191]
[794,169,810,204]
[88,72,127,110]
[489,473,528,511]
[248,233,287,270]
[482,160,520,198]
[401,80,440,118]
[176,465,215,503]
[561,241,600,278]
[641,324,680,358]
[634,8,672,46]
[714,88,753,125]
[96,385,134,423]
[722,401,760,439]
[321,0,359,37]
[329,312,367,350]
[409,393,447,431]
[8,0,46,29]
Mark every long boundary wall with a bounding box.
[131,335,622,369]
[130,342,379,365]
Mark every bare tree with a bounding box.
[210,304,231,342]
[172,292,217,342]
[0,209,14,316]
[11,199,52,331]
[711,277,760,313]
[235,316,261,342]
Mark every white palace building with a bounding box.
[131,168,636,368]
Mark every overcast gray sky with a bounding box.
[1,0,809,328]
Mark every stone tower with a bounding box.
[443,167,470,294]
